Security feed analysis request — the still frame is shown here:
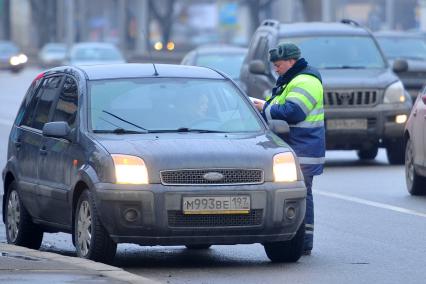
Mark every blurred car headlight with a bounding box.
[9,56,21,66]
[384,81,405,104]
[18,54,28,63]
[112,154,149,184]
[154,41,163,51]
[9,54,28,66]
[273,152,297,182]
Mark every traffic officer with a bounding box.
[253,42,325,255]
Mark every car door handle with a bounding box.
[39,146,48,156]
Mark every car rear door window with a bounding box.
[24,76,63,130]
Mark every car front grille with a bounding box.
[324,89,381,107]
[160,169,264,185]
[167,209,263,227]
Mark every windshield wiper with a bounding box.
[102,110,148,132]
[147,128,229,133]
[93,128,147,134]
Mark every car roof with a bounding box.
[76,63,225,80]
[274,21,370,37]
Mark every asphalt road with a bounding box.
[1,68,425,284]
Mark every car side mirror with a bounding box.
[392,59,408,73]
[249,60,267,75]
[268,120,290,135]
[422,94,426,105]
[42,121,71,140]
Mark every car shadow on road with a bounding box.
[324,159,392,168]
[112,245,305,269]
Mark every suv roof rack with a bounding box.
[341,19,360,27]
[261,19,280,28]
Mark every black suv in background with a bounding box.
[375,31,426,100]
[240,19,412,164]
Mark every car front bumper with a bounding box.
[93,182,306,245]
[325,103,411,150]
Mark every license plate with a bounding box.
[326,119,367,130]
[183,196,250,214]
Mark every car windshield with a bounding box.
[72,46,123,61]
[284,36,386,69]
[89,78,263,133]
[377,37,426,61]
[0,42,19,54]
[195,53,246,79]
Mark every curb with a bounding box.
[0,243,159,284]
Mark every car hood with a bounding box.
[320,68,398,89]
[95,132,291,182]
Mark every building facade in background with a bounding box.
[0,0,423,56]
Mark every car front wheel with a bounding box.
[263,222,305,263]
[74,189,117,264]
[386,138,405,165]
[405,139,426,195]
[5,181,43,249]
[357,146,378,160]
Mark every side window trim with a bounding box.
[30,74,65,130]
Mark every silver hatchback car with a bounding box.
[3,64,306,264]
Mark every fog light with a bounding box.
[124,208,139,222]
[285,206,296,219]
[395,115,407,124]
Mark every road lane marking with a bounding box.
[315,190,426,218]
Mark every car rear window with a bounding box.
[88,78,263,133]
[195,53,246,79]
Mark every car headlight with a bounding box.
[18,54,28,63]
[9,56,21,66]
[112,154,149,184]
[273,152,298,182]
[384,81,405,104]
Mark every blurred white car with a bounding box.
[67,42,126,66]
[181,45,247,87]
[0,41,27,73]
[38,43,67,67]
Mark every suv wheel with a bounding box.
[263,222,305,263]
[386,139,405,165]
[74,190,117,264]
[405,139,426,195]
[5,181,43,249]
[357,147,378,160]
[185,244,212,250]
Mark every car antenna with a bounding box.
[140,27,159,76]
[152,63,159,76]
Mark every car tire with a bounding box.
[263,221,305,263]
[74,190,117,264]
[357,147,378,160]
[405,139,426,195]
[185,244,212,250]
[386,139,405,165]
[5,181,43,249]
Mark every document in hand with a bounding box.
[249,97,265,104]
